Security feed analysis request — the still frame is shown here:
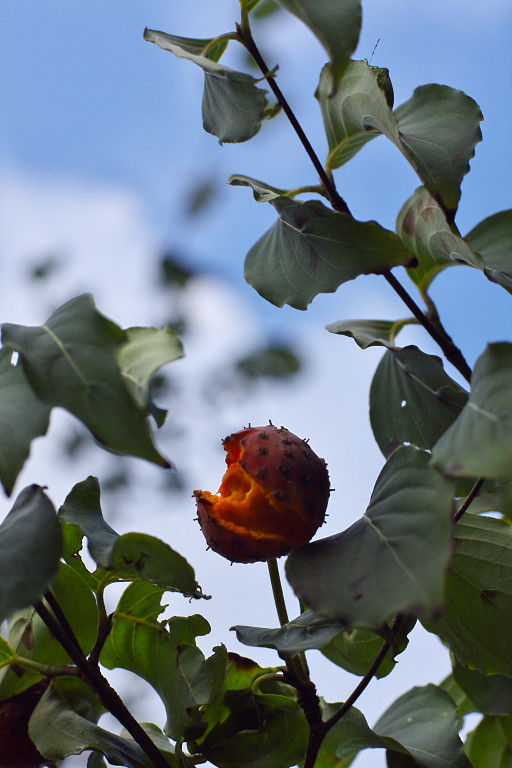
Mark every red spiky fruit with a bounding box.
[193,425,330,563]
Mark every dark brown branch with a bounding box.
[453,477,486,523]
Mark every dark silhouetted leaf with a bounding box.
[144,29,270,144]
[0,486,61,624]
[0,348,51,496]
[424,513,512,676]
[431,343,512,480]
[274,0,361,91]
[235,345,301,380]
[243,197,413,309]
[370,346,468,456]
[397,187,483,291]
[1,295,169,467]
[466,209,512,295]
[326,318,413,349]
[100,582,227,741]
[286,446,454,628]
[117,326,183,428]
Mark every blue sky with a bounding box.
[1,3,512,766]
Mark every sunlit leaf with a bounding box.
[466,209,512,295]
[144,29,270,144]
[286,447,454,628]
[465,715,512,768]
[326,318,413,349]
[424,514,512,676]
[274,0,361,91]
[234,610,344,657]
[370,346,468,456]
[228,174,289,203]
[243,197,413,309]
[397,187,483,291]
[59,477,204,598]
[0,562,98,699]
[0,348,50,496]
[431,343,512,480]
[29,679,177,766]
[117,326,183,428]
[1,295,169,467]
[0,486,61,624]
[100,582,227,741]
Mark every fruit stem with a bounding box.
[267,559,309,682]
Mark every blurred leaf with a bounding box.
[431,343,512,480]
[466,209,512,295]
[29,679,178,766]
[370,346,468,456]
[60,477,204,599]
[1,294,169,468]
[28,255,61,281]
[424,514,512,676]
[326,318,413,349]
[117,326,184,428]
[274,0,361,91]
[243,197,413,309]
[100,582,227,741]
[159,252,197,288]
[465,715,512,768]
[234,610,345,657]
[0,563,98,699]
[321,617,416,679]
[251,0,281,19]
[185,179,216,217]
[0,486,61,624]
[235,345,301,380]
[316,686,471,767]
[397,187,483,292]
[286,446,454,628]
[144,29,270,144]
[453,658,512,715]
[317,63,482,220]
[0,347,51,496]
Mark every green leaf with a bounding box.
[60,477,205,598]
[1,295,169,468]
[370,346,469,456]
[243,197,413,309]
[424,514,512,676]
[29,679,177,766]
[393,85,482,221]
[234,610,345,657]
[317,62,482,220]
[274,0,361,91]
[0,562,98,699]
[144,28,270,144]
[117,326,183,428]
[316,686,471,768]
[196,672,308,768]
[326,319,413,349]
[143,30,228,62]
[286,446,454,629]
[228,174,289,203]
[316,60,397,170]
[462,481,512,521]
[453,658,512,715]
[100,582,227,741]
[374,685,472,768]
[397,187,483,292]
[321,617,416,679]
[431,343,512,480]
[0,485,62,624]
[465,715,512,768]
[0,348,51,496]
[466,209,512,295]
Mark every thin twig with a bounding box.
[453,477,486,523]
[33,599,170,768]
